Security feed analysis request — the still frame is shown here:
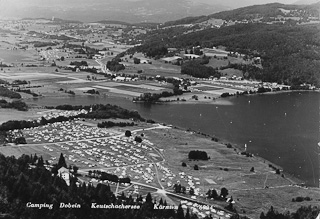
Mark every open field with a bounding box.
[140,127,320,218]
[0,108,43,124]
[0,49,39,64]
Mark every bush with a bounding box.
[182,162,187,167]
[194,165,199,170]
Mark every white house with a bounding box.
[58,167,70,186]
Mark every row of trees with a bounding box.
[55,104,144,121]
[97,121,135,128]
[206,188,229,200]
[133,88,183,103]
[70,60,88,66]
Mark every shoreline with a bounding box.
[16,92,320,187]
[168,124,306,187]
[138,89,319,105]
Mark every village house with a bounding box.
[58,167,70,186]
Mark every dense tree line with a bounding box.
[181,60,220,78]
[260,206,319,219]
[70,61,88,66]
[97,121,135,128]
[55,104,144,121]
[133,89,183,103]
[0,116,74,132]
[85,89,100,95]
[0,86,21,99]
[34,41,58,47]
[0,100,28,111]
[188,150,209,160]
[106,60,125,72]
[0,154,201,219]
[128,42,168,59]
[0,104,146,132]
[12,80,28,85]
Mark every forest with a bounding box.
[0,153,199,219]
[132,23,320,86]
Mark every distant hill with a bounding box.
[209,3,319,20]
[294,0,319,4]
[132,1,320,87]
[96,20,132,26]
[95,20,159,29]
[161,2,320,28]
[21,17,82,24]
[163,16,208,27]
[0,0,228,23]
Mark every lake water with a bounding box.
[26,91,320,187]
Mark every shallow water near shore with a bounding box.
[26,91,320,187]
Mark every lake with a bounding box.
[26,91,320,187]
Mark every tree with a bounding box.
[176,204,185,219]
[189,187,194,195]
[37,156,44,167]
[133,57,140,64]
[125,130,132,137]
[220,187,229,199]
[194,165,199,170]
[185,208,191,219]
[134,136,142,143]
[145,192,152,203]
[182,162,187,167]
[250,167,255,172]
[58,153,67,168]
[72,165,79,174]
[60,56,65,61]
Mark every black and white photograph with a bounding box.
[0,0,319,218]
